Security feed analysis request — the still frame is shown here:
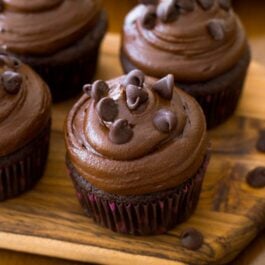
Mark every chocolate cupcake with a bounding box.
[65,70,209,235]
[0,1,107,101]
[0,52,51,201]
[121,0,251,128]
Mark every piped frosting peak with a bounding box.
[123,0,247,82]
[65,71,208,195]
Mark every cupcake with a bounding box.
[120,0,251,128]
[0,52,51,201]
[0,1,107,101]
[65,70,209,235]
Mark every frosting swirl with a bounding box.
[122,0,248,82]
[65,71,208,195]
[0,0,102,55]
[0,52,51,156]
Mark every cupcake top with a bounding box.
[122,0,248,82]
[65,70,208,196]
[0,0,102,55]
[0,52,51,156]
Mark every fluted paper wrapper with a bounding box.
[190,77,245,129]
[0,122,51,201]
[31,50,99,102]
[67,156,209,235]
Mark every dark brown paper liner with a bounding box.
[31,51,100,102]
[15,12,107,102]
[0,121,51,201]
[67,155,209,235]
[187,78,245,129]
[120,48,250,129]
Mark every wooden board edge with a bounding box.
[0,232,186,265]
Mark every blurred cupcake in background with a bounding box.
[120,0,251,128]
[0,0,108,101]
[65,70,209,235]
[0,51,51,201]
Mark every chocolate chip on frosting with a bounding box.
[96,97,119,122]
[157,1,179,23]
[180,228,204,251]
[109,119,133,144]
[197,0,214,10]
[246,167,265,188]
[219,0,231,11]
[152,74,174,100]
[153,109,177,133]
[10,57,21,69]
[207,20,225,41]
[141,5,157,30]
[126,84,148,110]
[139,0,158,5]
[83,84,92,95]
[124,70,145,87]
[91,80,109,102]
[2,71,23,94]
[176,0,195,12]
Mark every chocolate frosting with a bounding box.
[0,52,51,156]
[122,0,248,82]
[65,71,208,195]
[0,0,102,55]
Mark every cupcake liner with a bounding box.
[31,51,99,102]
[16,12,108,102]
[120,48,250,129]
[187,75,246,129]
[67,155,209,235]
[0,121,51,201]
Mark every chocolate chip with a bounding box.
[256,130,265,153]
[219,0,231,11]
[176,0,195,12]
[126,84,148,110]
[109,119,133,144]
[10,57,21,69]
[246,167,265,188]
[157,1,179,23]
[197,0,214,10]
[96,97,118,122]
[141,5,157,30]
[139,0,158,5]
[91,80,109,102]
[152,74,174,100]
[207,20,225,41]
[180,228,204,251]
[83,84,92,95]
[2,71,23,94]
[153,109,177,133]
[124,70,145,87]
[83,84,92,97]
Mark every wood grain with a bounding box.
[0,34,264,265]
[0,250,85,265]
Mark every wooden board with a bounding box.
[0,34,264,265]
